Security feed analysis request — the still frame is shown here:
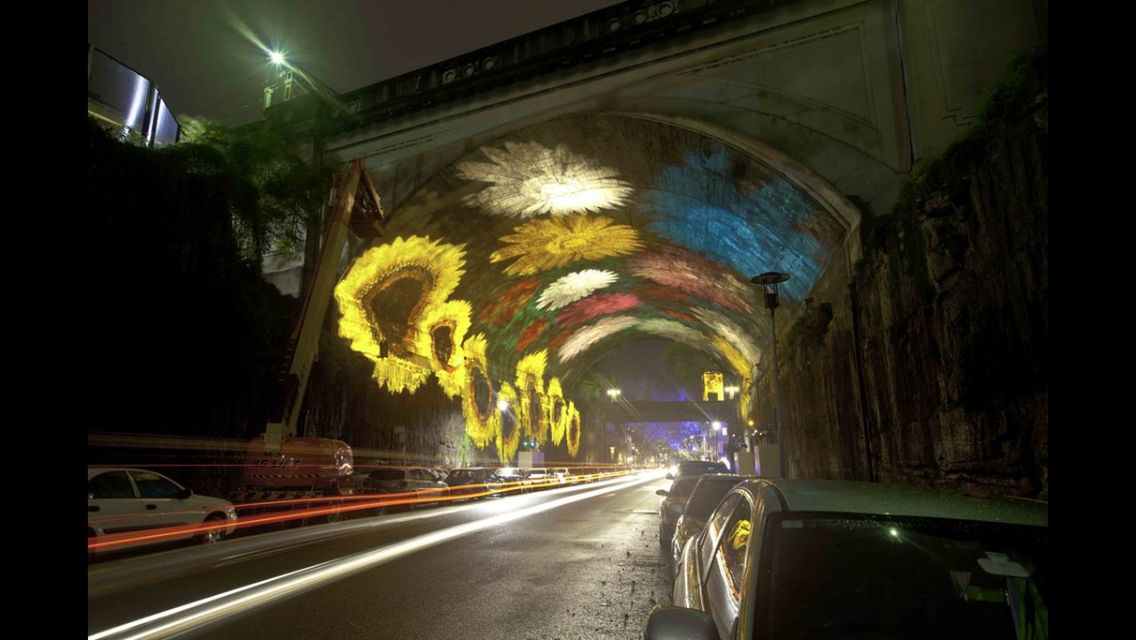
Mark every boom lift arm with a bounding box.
[264,159,385,450]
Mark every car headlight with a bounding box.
[667,502,684,516]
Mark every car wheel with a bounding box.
[199,513,228,544]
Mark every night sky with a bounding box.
[88,0,623,125]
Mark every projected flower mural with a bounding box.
[461,333,498,448]
[565,401,582,458]
[335,236,466,360]
[536,269,618,311]
[495,382,521,464]
[414,300,473,398]
[558,315,640,364]
[631,247,753,314]
[556,293,640,329]
[546,377,567,445]
[333,113,848,463]
[515,350,548,441]
[456,141,634,216]
[490,216,642,276]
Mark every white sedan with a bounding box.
[88,467,237,554]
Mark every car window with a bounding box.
[757,516,1048,640]
[686,479,740,520]
[700,493,741,571]
[89,471,135,499]
[130,471,182,498]
[716,501,752,602]
[705,498,752,638]
[669,476,699,499]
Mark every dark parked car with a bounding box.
[494,467,535,493]
[445,468,504,500]
[670,473,748,567]
[655,478,1048,640]
[656,475,701,546]
[361,466,448,509]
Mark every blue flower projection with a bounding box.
[644,150,827,300]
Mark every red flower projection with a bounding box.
[516,318,548,353]
[556,293,641,329]
[479,278,540,326]
[662,308,698,323]
[638,285,694,307]
[631,247,753,313]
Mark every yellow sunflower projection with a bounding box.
[490,215,643,276]
[496,382,521,464]
[371,357,432,394]
[335,235,466,362]
[515,350,548,441]
[461,333,498,448]
[546,377,567,445]
[565,401,582,458]
[414,300,473,398]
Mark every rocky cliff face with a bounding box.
[761,50,1048,498]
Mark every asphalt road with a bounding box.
[88,472,674,640]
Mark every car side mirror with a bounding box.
[665,473,674,479]
[643,607,718,640]
[175,488,192,500]
[656,489,669,497]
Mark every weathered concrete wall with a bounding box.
[759,50,1048,498]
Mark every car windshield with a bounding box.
[759,515,1048,639]
[447,470,485,481]
[669,477,699,499]
[368,469,403,481]
[684,479,739,520]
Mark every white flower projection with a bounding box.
[639,318,708,351]
[693,308,762,368]
[535,269,619,311]
[456,141,634,217]
[557,315,640,363]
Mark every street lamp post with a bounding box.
[751,271,791,478]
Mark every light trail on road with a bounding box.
[90,471,663,640]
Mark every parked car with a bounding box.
[361,466,448,508]
[494,467,534,492]
[654,478,1048,640]
[525,468,553,489]
[667,460,730,480]
[656,475,701,546]
[670,473,748,568]
[548,467,573,484]
[88,467,237,554]
[445,468,505,500]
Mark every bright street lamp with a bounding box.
[606,388,622,401]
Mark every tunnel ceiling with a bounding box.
[334,114,845,459]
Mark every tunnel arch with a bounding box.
[334,112,859,458]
